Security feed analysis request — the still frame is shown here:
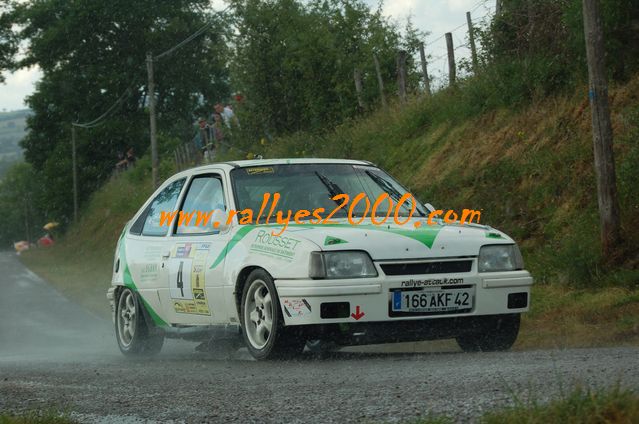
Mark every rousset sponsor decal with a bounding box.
[249,230,302,260]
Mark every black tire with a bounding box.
[456,314,520,352]
[240,269,305,360]
[115,287,164,356]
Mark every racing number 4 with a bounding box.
[177,261,184,297]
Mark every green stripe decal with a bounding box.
[119,236,168,327]
[209,225,256,269]
[209,223,442,269]
[122,263,168,327]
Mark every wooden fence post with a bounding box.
[373,54,387,108]
[419,42,431,96]
[397,50,407,103]
[445,32,456,86]
[467,12,479,74]
[582,0,621,255]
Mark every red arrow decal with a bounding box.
[351,305,365,320]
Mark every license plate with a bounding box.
[391,288,473,313]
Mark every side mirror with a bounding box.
[423,203,436,214]
[211,208,231,233]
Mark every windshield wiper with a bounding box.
[365,170,425,217]
[315,171,345,207]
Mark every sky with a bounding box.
[0,0,494,111]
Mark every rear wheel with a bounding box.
[240,269,305,360]
[115,287,164,356]
[456,314,520,352]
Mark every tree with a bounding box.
[0,1,18,81]
[229,0,401,138]
[400,17,429,95]
[0,162,46,245]
[10,0,231,222]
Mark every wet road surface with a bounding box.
[1,252,638,423]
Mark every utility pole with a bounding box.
[495,0,502,15]
[445,32,456,86]
[23,200,30,243]
[146,52,159,189]
[373,54,387,108]
[419,42,431,96]
[71,124,78,223]
[467,12,479,74]
[396,50,407,103]
[582,0,621,255]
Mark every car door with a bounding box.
[125,177,187,321]
[158,171,232,325]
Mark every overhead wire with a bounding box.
[73,5,230,129]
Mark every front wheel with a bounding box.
[456,314,520,352]
[115,287,164,356]
[240,269,305,360]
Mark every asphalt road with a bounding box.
[1,251,638,423]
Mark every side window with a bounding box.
[176,175,226,235]
[141,178,186,237]
[129,203,150,235]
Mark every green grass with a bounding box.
[413,386,639,424]
[19,76,639,346]
[20,165,155,319]
[516,284,639,350]
[0,411,75,424]
[482,386,639,424]
[238,75,639,288]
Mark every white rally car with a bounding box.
[107,158,533,360]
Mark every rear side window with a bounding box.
[132,178,186,237]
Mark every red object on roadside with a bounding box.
[38,235,55,247]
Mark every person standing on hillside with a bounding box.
[214,102,239,129]
[198,117,209,148]
[211,112,225,153]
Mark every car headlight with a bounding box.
[309,251,378,279]
[478,244,524,272]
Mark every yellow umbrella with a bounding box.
[43,222,60,231]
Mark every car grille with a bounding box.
[380,260,472,276]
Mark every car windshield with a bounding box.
[231,163,427,220]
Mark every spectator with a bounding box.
[210,112,226,156]
[214,102,238,129]
[115,151,128,172]
[224,104,239,128]
[197,117,209,148]
[126,147,136,168]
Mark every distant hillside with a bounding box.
[0,109,29,178]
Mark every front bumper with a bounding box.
[275,270,533,326]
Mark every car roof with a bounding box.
[174,158,375,177]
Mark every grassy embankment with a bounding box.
[20,75,639,348]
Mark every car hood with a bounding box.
[280,218,514,260]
